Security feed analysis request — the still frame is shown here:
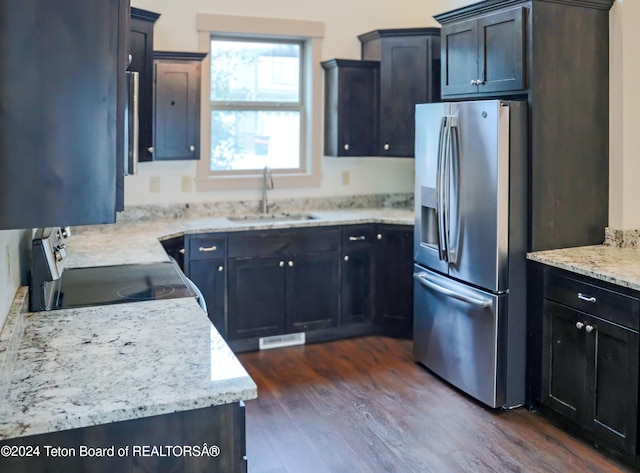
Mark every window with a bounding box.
[196,14,324,191]
[209,38,303,172]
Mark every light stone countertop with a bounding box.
[527,245,640,292]
[0,207,413,441]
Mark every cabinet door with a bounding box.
[0,0,128,230]
[154,59,201,160]
[379,36,432,157]
[285,252,340,332]
[375,226,414,338]
[189,259,228,339]
[441,18,478,97]
[477,7,525,94]
[586,316,639,454]
[228,256,285,340]
[129,8,159,162]
[341,247,374,326]
[541,300,587,424]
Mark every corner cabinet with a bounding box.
[152,51,207,161]
[321,60,379,157]
[129,7,160,162]
[532,264,640,459]
[359,28,441,157]
[439,7,525,97]
[436,0,613,251]
[0,0,129,230]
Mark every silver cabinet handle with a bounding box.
[577,293,597,303]
[477,78,485,85]
[344,144,349,151]
[470,79,478,85]
[148,146,154,153]
[279,261,285,267]
[218,266,224,272]
[576,322,584,330]
[199,245,217,252]
[585,325,594,333]
[189,145,196,152]
[377,233,382,240]
[344,255,349,262]
[288,261,294,267]
[384,143,390,150]
[349,236,366,241]
[179,248,185,254]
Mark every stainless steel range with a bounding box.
[30,227,202,312]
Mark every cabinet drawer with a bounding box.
[188,235,227,260]
[229,228,341,258]
[544,271,640,331]
[342,225,375,247]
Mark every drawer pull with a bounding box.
[585,325,594,333]
[349,236,366,241]
[199,245,218,252]
[576,322,584,330]
[577,293,596,303]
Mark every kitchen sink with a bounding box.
[227,212,319,223]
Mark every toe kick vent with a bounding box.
[259,332,305,350]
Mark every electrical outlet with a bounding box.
[181,176,192,192]
[149,176,161,193]
[342,171,350,186]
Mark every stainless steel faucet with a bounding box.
[262,166,274,214]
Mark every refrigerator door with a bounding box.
[413,265,507,408]
[414,102,450,276]
[446,100,510,293]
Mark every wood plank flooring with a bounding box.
[238,336,636,473]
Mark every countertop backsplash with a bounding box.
[604,227,640,248]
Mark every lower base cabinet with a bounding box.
[0,403,247,473]
[536,265,640,459]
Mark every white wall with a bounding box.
[125,0,472,205]
[609,0,640,230]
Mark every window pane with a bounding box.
[210,110,301,171]
[210,39,300,103]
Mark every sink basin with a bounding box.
[227,212,319,224]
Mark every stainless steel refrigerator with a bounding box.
[413,99,527,409]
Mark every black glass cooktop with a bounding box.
[53,262,195,310]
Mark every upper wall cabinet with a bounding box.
[129,7,160,162]
[152,51,207,161]
[321,59,379,157]
[439,7,525,97]
[0,0,129,230]
[359,28,441,157]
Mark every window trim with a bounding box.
[196,14,324,191]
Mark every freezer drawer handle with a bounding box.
[413,273,492,308]
[348,236,366,241]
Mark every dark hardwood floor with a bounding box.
[238,336,636,473]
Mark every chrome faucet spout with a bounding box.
[262,166,274,214]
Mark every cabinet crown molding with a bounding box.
[357,27,440,42]
[434,0,615,24]
[130,7,160,23]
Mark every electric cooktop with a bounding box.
[52,262,196,310]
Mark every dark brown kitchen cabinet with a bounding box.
[436,0,613,250]
[152,51,206,160]
[129,7,160,162]
[321,59,379,157]
[538,267,639,456]
[359,28,441,157]
[340,225,376,326]
[227,228,341,342]
[0,0,129,230]
[439,7,525,97]
[185,234,228,338]
[374,225,413,338]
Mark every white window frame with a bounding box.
[196,14,324,191]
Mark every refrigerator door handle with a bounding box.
[447,117,461,265]
[436,116,448,261]
[413,272,492,308]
